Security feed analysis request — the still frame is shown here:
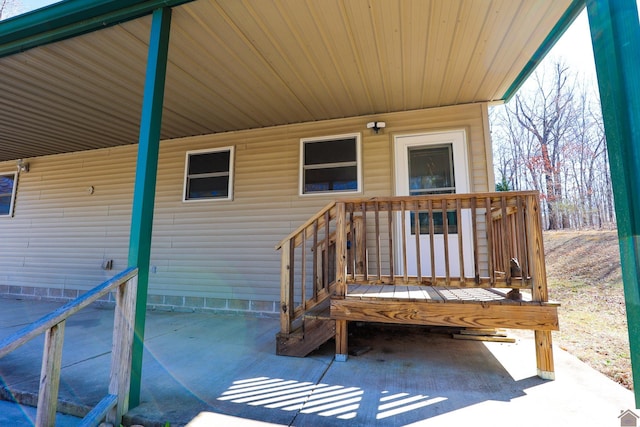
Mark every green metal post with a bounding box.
[586,0,640,407]
[127,7,172,408]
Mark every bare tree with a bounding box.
[491,60,615,230]
[1,0,21,20]
[511,63,574,228]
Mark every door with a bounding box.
[394,130,474,278]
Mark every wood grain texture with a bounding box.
[535,330,555,379]
[331,299,559,331]
[335,319,348,359]
[526,195,549,302]
[334,202,347,298]
[279,243,292,335]
[36,321,65,427]
[107,275,138,425]
[81,394,117,427]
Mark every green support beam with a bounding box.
[0,0,191,59]
[586,0,640,408]
[503,0,585,102]
[127,7,172,408]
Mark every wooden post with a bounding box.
[335,319,348,361]
[301,231,307,309]
[414,203,422,283]
[36,321,65,427]
[401,201,408,283]
[442,199,450,283]
[374,201,382,280]
[387,202,394,280]
[280,239,293,335]
[457,198,465,284]
[107,275,138,425]
[516,195,528,285]
[334,202,348,361]
[526,194,554,379]
[427,200,435,284]
[361,202,368,281]
[349,209,355,279]
[485,197,495,285]
[323,210,330,289]
[313,221,319,299]
[471,197,480,284]
[501,196,510,284]
[355,216,365,275]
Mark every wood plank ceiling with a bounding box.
[0,0,575,162]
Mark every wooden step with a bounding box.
[304,303,331,321]
[276,312,335,357]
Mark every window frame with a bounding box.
[0,171,18,218]
[299,133,362,196]
[182,146,235,203]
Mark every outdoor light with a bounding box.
[16,159,29,173]
[366,121,386,134]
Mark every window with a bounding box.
[408,144,458,234]
[183,147,234,201]
[300,133,361,195]
[0,172,17,217]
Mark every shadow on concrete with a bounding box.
[160,323,546,427]
[0,299,634,427]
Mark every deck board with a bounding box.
[405,286,427,301]
[347,284,521,304]
[377,285,397,299]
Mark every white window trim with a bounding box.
[183,146,235,202]
[0,171,18,218]
[299,133,362,196]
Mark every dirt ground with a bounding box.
[543,229,632,389]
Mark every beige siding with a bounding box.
[0,103,491,304]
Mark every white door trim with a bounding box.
[394,129,470,196]
[393,129,473,277]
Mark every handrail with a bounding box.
[275,201,336,250]
[0,266,139,427]
[339,190,539,204]
[0,268,137,357]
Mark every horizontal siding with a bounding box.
[0,104,491,304]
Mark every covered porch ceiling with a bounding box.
[0,0,580,162]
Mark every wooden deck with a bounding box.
[276,192,558,379]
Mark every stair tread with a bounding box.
[276,315,336,357]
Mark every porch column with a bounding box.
[586,0,640,408]
[127,7,172,407]
[334,202,348,361]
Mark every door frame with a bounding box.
[393,129,472,277]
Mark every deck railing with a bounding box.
[275,202,339,334]
[0,267,138,427]
[276,191,548,333]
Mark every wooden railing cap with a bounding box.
[275,201,337,250]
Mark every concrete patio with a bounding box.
[0,297,634,426]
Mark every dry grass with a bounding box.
[544,229,632,389]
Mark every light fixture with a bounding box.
[16,159,29,173]
[366,121,386,134]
